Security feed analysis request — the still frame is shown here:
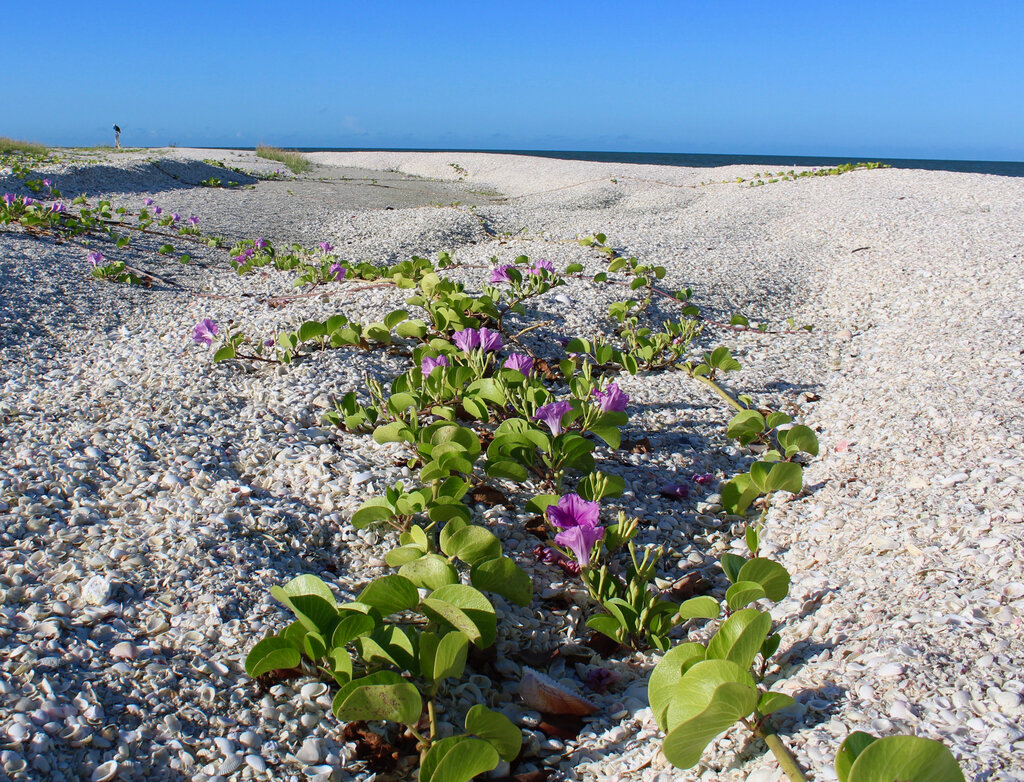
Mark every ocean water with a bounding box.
[296,148,1024,178]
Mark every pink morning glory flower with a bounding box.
[503,353,534,376]
[192,319,219,346]
[534,401,573,436]
[529,259,555,275]
[478,327,502,352]
[592,383,629,412]
[86,250,103,267]
[143,198,154,206]
[2,194,14,206]
[452,328,480,352]
[264,338,275,348]
[319,241,334,254]
[547,493,601,530]
[49,202,66,214]
[42,179,52,189]
[421,354,449,376]
[555,523,604,568]
[330,262,346,281]
[22,197,36,206]
[254,238,268,249]
[187,215,199,226]
[489,264,514,283]
[154,206,162,215]
[171,212,180,223]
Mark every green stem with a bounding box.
[428,699,438,742]
[689,372,746,412]
[745,720,807,782]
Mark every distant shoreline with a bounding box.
[205,146,1024,177]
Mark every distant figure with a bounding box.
[113,125,121,148]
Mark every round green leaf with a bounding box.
[332,671,422,725]
[420,584,496,648]
[737,558,791,601]
[356,575,420,617]
[420,735,500,782]
[705,608,772,670]
[399,554,460,590]
[431,631,470,685]
[725,580,767,611]
[848,735,965,782]
[649,642,707,730]
[442,525,501,565]
[757,691,796,716]
[676,596,721,620]
[470,557,533,607]
[465,704,522,762]
[245,637,301,678]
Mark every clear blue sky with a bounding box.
[7,1,1023,160]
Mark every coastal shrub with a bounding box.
[256,143,312,174]
[0,136,47,155]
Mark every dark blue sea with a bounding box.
[294,148,1024,178]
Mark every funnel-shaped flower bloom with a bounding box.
[592,383,629,412]
[421,354,449,376]
[555,523,603,568]
[503,353,533,376]
[254,238,268,249]
[143,198,154,206]
[319,241,334,254]
[171,212,180,223]
[187,215,199,227]
[42,179,52,189]
[534,401,573,436]
[2,194,15,206]
[86,250,103,267]
[329,263,346,281]
[478,327,502,352]
[452,328,480,352]
[154,206,162,215]
[49,202,66,214]
[547,493,600,530]
[529,258,555,275]
[490,264,514,283]
[22,197,36,206]
[192,319,219,346]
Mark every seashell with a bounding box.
[145,614,170,636]
[92,759,119,782]
[518,666,599,716]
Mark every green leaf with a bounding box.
[420,735,500,782]
[721,473,761,515]
[765,412,793,430]
[726,410,765,443]
[779,424,819,457]
[385,545,425,567]
[399,554,460,590]
[297,320,327,342]
[213,345,236,363]
[470,557,533,607]
[847,735,964,782]
[465,705,522,762]
[565,262,584,274]
[420,584,496,648]
[836,732,879,782]
[358,626,418,671]
[676,596,721,620]
[373,421,414,445]
[384,309,409,329]
[332,671,422,725]
[356,575,420,617]
[737,558,791,601]
[586,614,623,641]
[705,609,772,670]
[396,319,428,339]
[245,637,301,678]
[754,461,803,494]
[725,581,767,611]
[442,525,501,565]
[485,459,529,481]
[649,642,707,730]
[762,633,781,660]
[661,678,759,769]
[270,576,339,636]
[757,691,795,716]
[331,611,378,648]
[431,631,470,685]
[588,423,621,449]
[719,553,746,583]
[525,494,560,514]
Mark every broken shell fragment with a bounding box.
[519,666,599,716]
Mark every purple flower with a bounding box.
[555,524,604,568]
[529,258,555,275]
[264,338,275,348]
[660,483,689,500]
[242,248,255,259]
[319,241,334,254]
[187,215,199,226]
[2,193,15,206]
[452,328,480,352]
[330,262,346,281]
[547,493,600,530]
[232,254,245,264]
[86,250,103,267]
[533,545,581,575]
[503,353,534,376]
[554,335,570,347]
[154,206,163,215]
[421,354,449,376]
[22,197,36,206]
[478,327,502,352]
[254,238,268,249]
[192,318,219,346]
[143,198,154,206]
[585,668,618,693]
[42,179,52,189]
[693,473,715,486]
[171,212,180,223]
[534,401,573,436]
[489,264,514,283]
[592,383,629,413]
[49,202,66,214]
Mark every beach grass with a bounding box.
[256,144,312,174]
[0,137,48,155]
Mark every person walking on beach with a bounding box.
[113,125,121,148]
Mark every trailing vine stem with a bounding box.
[740,718,808,782]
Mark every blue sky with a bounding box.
[7,1,1023,160]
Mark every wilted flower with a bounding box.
[529,258,555,275]
[330,262,346,280]
[187,215,199,226]
[2,193,15,206]
[143,198,154,206]
[263,338,275,348]
[660,483,689,500]
[503,353,534,376]
[693,473,715,486]
[421,354,449,376]
[592,383,629,413]
[585,668,618,693]
[534,401,573,436]
[532,545,581,575]
[49,202,66,214]
[554,335,570,347]
[489,264,514,283]
[254,238,268,249]
[319,241,334,254]
[171,212,180,222]
[192,318,219,346]
[86,250,103,267]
